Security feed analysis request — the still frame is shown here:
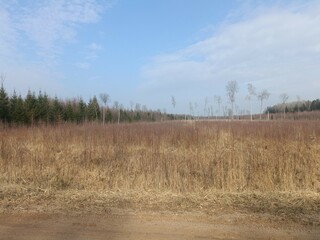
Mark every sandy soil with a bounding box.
[1,211,319,240]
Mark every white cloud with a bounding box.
[74,42,103,69]
[0,4,18,60]
[74,62,91,70]
[140,1,320,109]
[20,0,104,60]
[89,42,103,51]
[86,42,104,60]
[0,0,108,63]
[0,0,110,96]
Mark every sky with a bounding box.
[0,0,320,115]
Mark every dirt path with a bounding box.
[0,212,319,240]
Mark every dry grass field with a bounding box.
[0,120,320,226]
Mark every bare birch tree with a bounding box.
[214,95,221,120]
[171,96,176,120]
[280,93,289,119]
[257,89,270,120]
[189,102,193,120]
[246,83,256,121]
[114,101,120,124]
[194,102,198,120]
[226,80,238,120]
[99,93,109,124]
[204,97,209,118]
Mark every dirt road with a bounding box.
[1,212,319,240]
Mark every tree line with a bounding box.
[0,83,175,125]
[266,99,320,114]
[2,77,319,125]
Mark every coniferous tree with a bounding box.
[25,90,38,124]
[311,99,320,111]
[77,98,87,123]
[87,96,100,121]
[16,94,26,124]
[36,91,50,123]
[0,83,10,122]
[9,90,19,123]
[51,97,63,123]
[64,101,75,122]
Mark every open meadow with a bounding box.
[1,120,320,239]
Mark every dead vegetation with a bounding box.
[0,121,319,224]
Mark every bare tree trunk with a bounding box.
[102,108,105,125]
[117,109,120,124]
[231,102,234,120]
[260,100,263,120]
[250,99,253,121]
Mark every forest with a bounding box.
[0,83,172,125]
[266,99,320,114]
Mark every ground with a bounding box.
[1,187,320,239]
[1,210,319,240]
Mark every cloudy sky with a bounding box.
[1,0,319,114]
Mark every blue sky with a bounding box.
[1,0,320,114]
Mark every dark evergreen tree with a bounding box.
[77,98,87,123]
[16,94,26,124]
[63,101,76,122]
[25,90,38,124]
[0,83,10,122]
[87,96,100,121]
[51,97,63,123]
[311,99,320,111]
[134,112,141,121]
[10,90,26,124]
[36,91,50,123]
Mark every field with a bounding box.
[1,120,320,239]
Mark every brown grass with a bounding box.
[0,121,320,224]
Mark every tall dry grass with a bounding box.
[1,121,319,193]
